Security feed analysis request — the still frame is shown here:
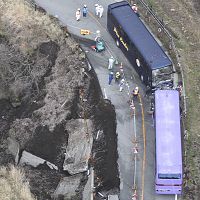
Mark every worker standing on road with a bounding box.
[108,56,115,70]
[99,5,104,18]
[132,86,139,99]
[132,4,138,13]
[132,3,139,17]
[119,78,125,92]
[83,5,88,17]
[115,71,121,83]
[119,62,124,76]
[95,4,100,16]
[108,71,114,85]
[176,81,183,97]
[76,8,81,21]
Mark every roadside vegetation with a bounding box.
[0,165,35,200]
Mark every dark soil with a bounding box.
[86,69,120,192]
[24,166,65,200]
[93,99,120,191]
[26,124,68,168]
[38,41,60,65]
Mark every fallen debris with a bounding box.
[63,119,93,174]
[53,174,83,199]
[7,137,20,164]
[19,151,58,170]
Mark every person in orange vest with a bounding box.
[132,4,138,13]
[132,3,140,17]
[76,8,81,21]
[132,86,139,99]
[115,71,121,83]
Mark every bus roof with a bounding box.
[155,90,182,173]
[108,1,172,70]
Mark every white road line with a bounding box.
[133,107,137,189]
[104,88,108,99]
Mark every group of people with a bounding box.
[76,5,88,21]
[107,56,139,99]
[107,57,122,84]
[76,4,104,21]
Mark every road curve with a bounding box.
[34,0,180,200]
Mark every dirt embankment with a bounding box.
[137,0,200,199]
[0,0,119,199]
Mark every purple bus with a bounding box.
[155,90,182,194]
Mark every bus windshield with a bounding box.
[158,173,181,179]
[152,66,173,87]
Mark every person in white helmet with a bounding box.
[95,4,100,16]
[99,5,104,18]
[119,78,125,92]
[108,56,115,70]
[132,3,138,13]
[132,86,139,99]
[132,3,140,17]
[83,5,88,17]
[76,8,81,21]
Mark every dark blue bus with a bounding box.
[107,1,174,87]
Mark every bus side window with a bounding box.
[136,58,141,67]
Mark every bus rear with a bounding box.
[155,90,182,194]
[156,167,182,194]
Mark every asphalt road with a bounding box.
[34,0,179,200]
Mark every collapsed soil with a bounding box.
[0,1,119,199]
[0,38,119,200]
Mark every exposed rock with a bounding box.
[53,174,83,199]
[7,137,20,164]
[19,150,58,170]
[19,150,45,167]
[63,119,93,174]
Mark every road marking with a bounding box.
[103,88,108,99]
[175,194,178,200]
[138,94,146,200]
[132,101,137,189]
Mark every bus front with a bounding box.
[156,166,182,194]
[150,52,174,89]
[152,64,174,89]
